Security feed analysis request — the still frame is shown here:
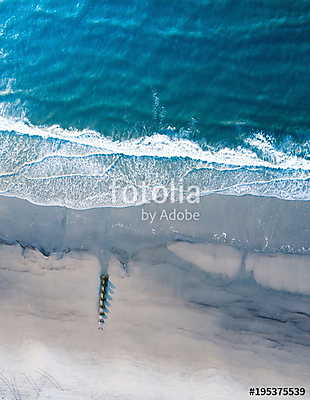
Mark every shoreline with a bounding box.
[0,192,309,296]
[0,192,309,255]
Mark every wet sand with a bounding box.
[0,193,309,256]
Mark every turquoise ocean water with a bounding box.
[0,0,309,208]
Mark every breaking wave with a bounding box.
[0,115,309,208]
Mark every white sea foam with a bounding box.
[0,114,309,208]
[0,114,309,170]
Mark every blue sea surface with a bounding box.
[0,0,309,207]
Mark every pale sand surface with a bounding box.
[168,242,310,296]
[167,242,242,278]
[0,243,309,399]
[246,253,310,295]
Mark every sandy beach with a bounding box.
[0,194,309,399]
